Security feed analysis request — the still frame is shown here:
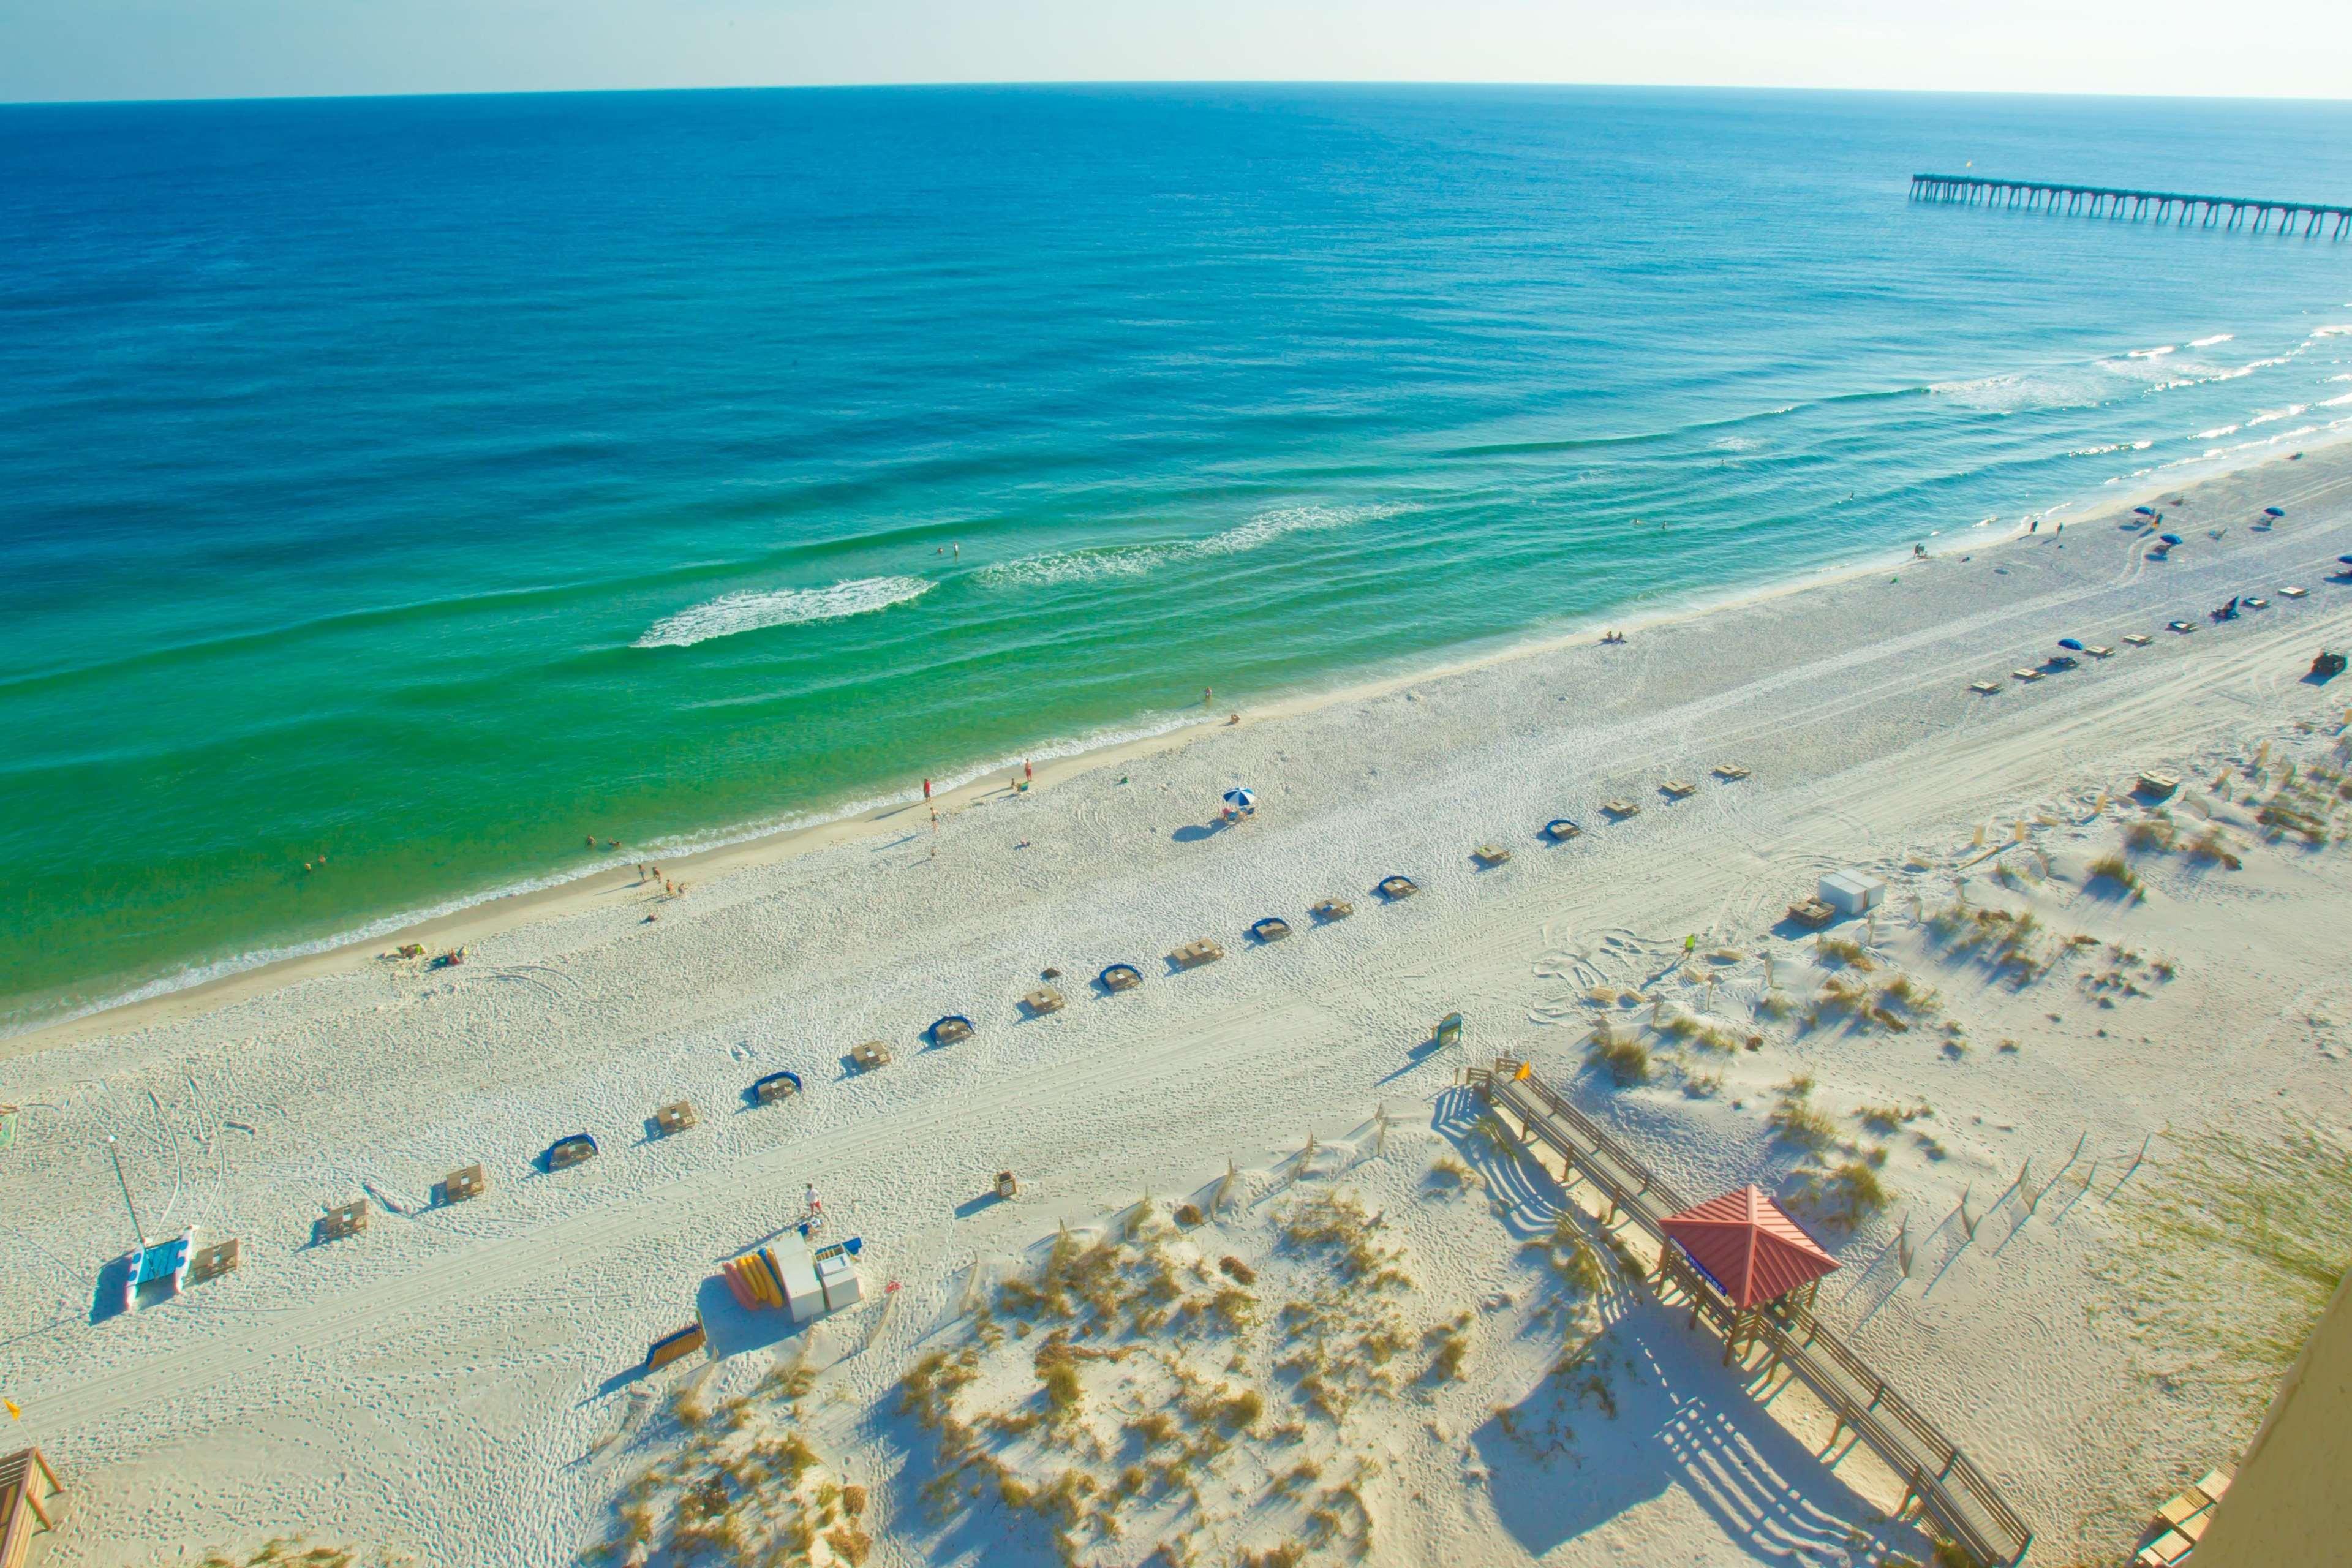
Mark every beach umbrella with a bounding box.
[2160,533,2182,546]
[2058,638,2084,651]
[2133,505,2157,517]
[2338,554,2352,566]
[1222,788,1256,811]
[2264,507,2286,518]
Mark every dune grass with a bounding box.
[2101,1121,2352,1419]
[1589,1031,1651,1084]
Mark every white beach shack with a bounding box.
[1817,869,1885,917]
[698,1233,867,1361]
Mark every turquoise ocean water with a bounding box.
[4,85,2351,1029]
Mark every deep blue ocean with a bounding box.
[3,85,2350,1026]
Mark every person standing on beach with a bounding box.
[923,778,932,801]
[1203,687,1213,707]
[1023,759,1033,784]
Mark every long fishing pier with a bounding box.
[1465,1059,2035,1567]
[1913,172,2351,238]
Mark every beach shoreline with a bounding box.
[10,430,2344,1060]
[4,426,2350,1567]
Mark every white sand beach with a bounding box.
[6,446,2352,1568]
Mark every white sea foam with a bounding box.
[2245,405,2307,427]
[2125,344,2177,359]
[2195,425,2242,439]
[2320,392,2352,409]
[635,575,935,648]
[2188,334,2234,348]
[977,503,1395,589]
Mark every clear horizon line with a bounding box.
[6,77,2352,111]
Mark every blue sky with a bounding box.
[4,1,2348,104]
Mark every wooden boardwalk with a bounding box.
[1912,173,2352,239]
[1469,1060,2035,1567]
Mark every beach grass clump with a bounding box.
[1423,1311,1475,1382]
[1794,1159,1891,1227]
[581,1365,841,1568]
[1855,1100,1931,1133]
[1816,934,1876,969]
[1681,1069,1724,1098]
[197,1544,396,1568]
[2186,826,2245,869]
[1425,1152,1483,1191]
[1767,1077,1835,1150]
[1936,907,2051,984]
[1278,1190,1412,1289]
[2086,851,2144,897]
[2125,816,2177,853]
[2256,794,2332,846]
[1589,1030,1651,1084]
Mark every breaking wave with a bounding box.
[635,575,935,648]
[977,503,1395,589]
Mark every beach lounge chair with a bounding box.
[1172,938,1225,968]
[1022,984,1065,1016]
[1308,898,1353,922]
[319,1199,370,1241]
[995,1170,1019,1199]
[654,1099,698,1136]
[750,1069,803,1104]
[1660,780,1698,799]
[929,1014,974,1046]
[2046,654,2079,671]
[2280,585,2307,598]
[1433,1012,1464,1049]
[1600,799,1640,819]
[2086,644,2113,658]
[1376,875,1419,900]
[1712,764,1750,781]
[2167,620,2196,633]
[1543,818,1583,840]
[1248,916,1291,943]
[2312,650,2348,679]
[1471,843,1511,866]
[2136,771,2180,799]
[2133,1531,2195,1567]
[547,1133,599,1170]
[1099,963,1144,992]
[1787,897,1836,930]
[2244,597,2269,609]
[1969,680,2000,695]
[2122,632,2152,646]
[440,1163,488,1203]
[187,1237,241,1285]
[2011,668,2042,682]
[850,1041,891,1072]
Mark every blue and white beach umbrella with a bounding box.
[2133,505,2157,517]
[1223,788,1256,812]
[2160,533,2182,546]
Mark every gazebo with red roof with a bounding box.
[1660,1185,1839,1358]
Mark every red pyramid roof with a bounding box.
[1660,1185,1839,1308]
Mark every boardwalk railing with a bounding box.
[1468,1060,2034,1567]
[1912,172,2351,239]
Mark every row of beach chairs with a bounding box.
[2135,1468,2232,1566]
